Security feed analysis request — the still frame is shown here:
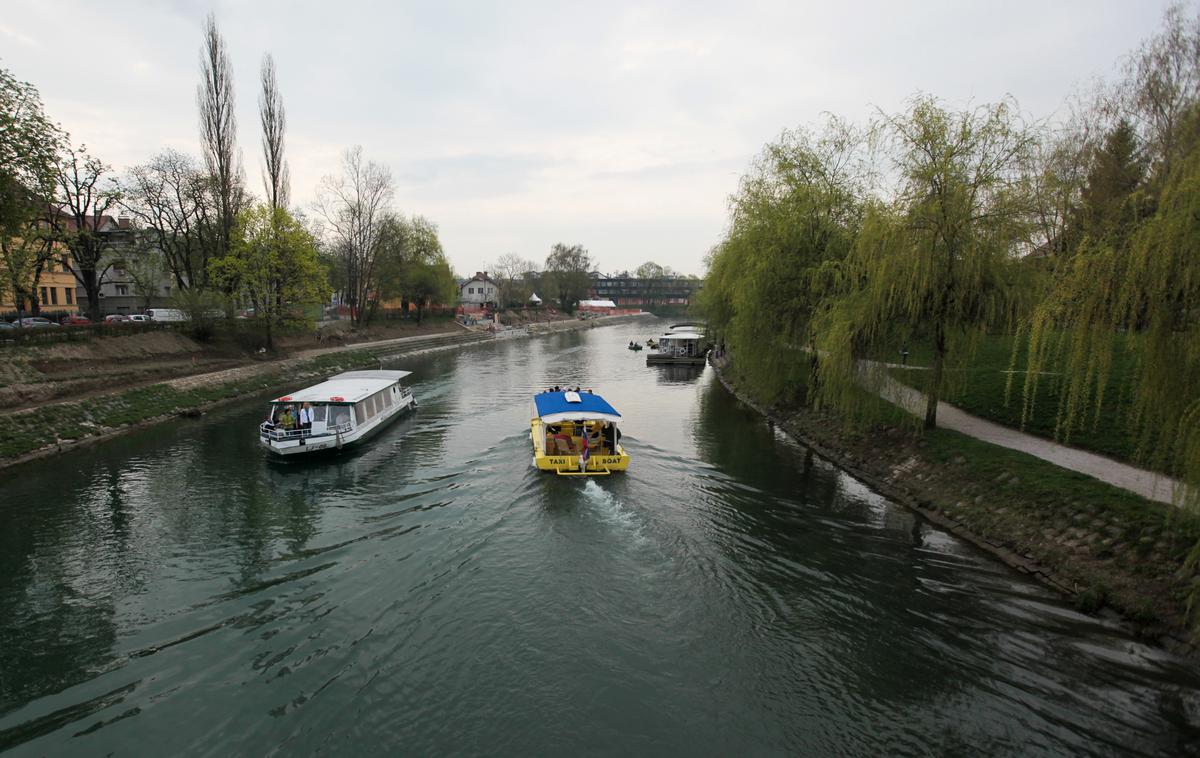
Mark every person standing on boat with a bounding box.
[299,403,314,431]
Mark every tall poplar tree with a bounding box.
[198,12,242,263]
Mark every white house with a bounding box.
[459,271,498,306]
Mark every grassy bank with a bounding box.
[716,357,1200,647]
[0,349,381,463]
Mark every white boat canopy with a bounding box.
[656,331,703,340]
[272,370,412,405]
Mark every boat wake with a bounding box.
[581,479,648,547]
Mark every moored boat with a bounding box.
[646,323,709,365]
[259,370,416,456]
[530,389,630,475]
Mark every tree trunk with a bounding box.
[924,327,945,429]
[79,268,102,322]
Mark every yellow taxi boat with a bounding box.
[530,390,630,476]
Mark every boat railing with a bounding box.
[259,420,354,441]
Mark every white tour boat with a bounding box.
[259,370,416,456]
[646,323,709,365]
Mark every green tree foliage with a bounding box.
[1074,120,1148,245]
[635,261,667,279]
[0,66,63,321]
[0,66,61,238]
[1025,104,1200,507]
[210,204,327,349]
[544,243,592,313]
[815,97,1035,428]
[374,214,456,322]
[701,118,866,402]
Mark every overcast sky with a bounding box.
[1,0,1175,276]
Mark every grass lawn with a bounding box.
[886,333,1155,470]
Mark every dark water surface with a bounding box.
[2,321,1199,756]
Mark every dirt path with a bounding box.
[872,368,1184,505]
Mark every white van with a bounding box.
[146,308,188,322]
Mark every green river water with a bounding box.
[1,321,1199,756]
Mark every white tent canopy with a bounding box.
[529,292,542,303]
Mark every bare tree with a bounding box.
[119,149,217,290]
[1026,87,1112,257]
[198,12,242,261]
[314,146,394,324]
[259,53,289,212]
[1123,2,1200,179]
[52,143,121,320]
[488,252,536,306]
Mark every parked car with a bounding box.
[145,308,187,322]
[0,321,14,330]
[127,314,150,323]
[60,314,91,326]
[104,314,129,323]
[11,317,58,328]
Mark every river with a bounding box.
[0,320,1198,756]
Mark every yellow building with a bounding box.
[0,247,79,315]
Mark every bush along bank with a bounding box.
[0,348,384,468]
[711,356,1200,656]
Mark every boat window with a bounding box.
[312,405,327,423]
[331,406,351,428]
[355,402,366,425]
[380,390,392,408]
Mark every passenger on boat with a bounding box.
[548,424,574,454]
[299,402,314,430]
[279,407,296,430]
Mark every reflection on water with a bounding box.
[651,363,707,385]
[0,320,1198,756]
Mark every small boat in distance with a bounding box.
[628,340,643,351]
[260,370,416,456]
[530,389,630,475]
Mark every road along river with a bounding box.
[1,321,1198,755]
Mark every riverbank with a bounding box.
[710,355,1200,656]
[0,312,652,471]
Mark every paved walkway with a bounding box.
[869,365,1184,505]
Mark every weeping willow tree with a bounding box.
[699,118,867,403]
[1024,104,1200,509]
[812,96,1036,428]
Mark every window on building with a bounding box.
[39,287,47,304]
[116,285,129,296]
[65,289,73,304]
[468,287,475,294]
[50,288,58,305]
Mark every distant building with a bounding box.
[459,271,498,307]
[66,215,177,315]
[0,215,79,315]
[589,274,702,310]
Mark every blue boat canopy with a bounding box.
[532,391,622,424]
